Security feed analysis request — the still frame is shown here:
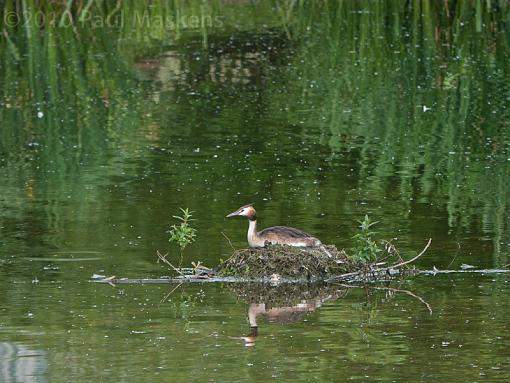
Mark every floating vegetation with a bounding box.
[217,245,353,280]
[215,240,429,283]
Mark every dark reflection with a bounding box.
[229,282,348,346]
[228,279,437,347]
[241,301,324,347]
[137,31,288,90]
[0,343,47,383]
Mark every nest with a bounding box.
[217,244,361,280]
[154,240,430,284]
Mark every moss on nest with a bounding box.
[217,244,361,280]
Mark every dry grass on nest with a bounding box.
[216,239,431,283]
[217,244,361,280]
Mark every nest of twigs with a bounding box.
[216,239,431,282]
[217,244,358,280]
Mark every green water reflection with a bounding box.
[1,1,509,382]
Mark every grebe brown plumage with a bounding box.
[226,204,324,248]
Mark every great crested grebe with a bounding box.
[226,204,330,255]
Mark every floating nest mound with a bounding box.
[217,244,361,280]
[153,240,430,284]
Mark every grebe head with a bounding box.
[226,204,256,220]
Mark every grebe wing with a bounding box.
[258,226,312,239]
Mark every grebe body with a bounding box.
[226,204,322,248]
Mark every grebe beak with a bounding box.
[226,209,241,218]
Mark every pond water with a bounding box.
[1,2,509,382]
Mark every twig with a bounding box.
[325,239,432,283]
[221,232,236,251]
[157,250,184,276]
[221,247,247,265]
[381,240,404,263]
[338,283,432,315]
[159,282,183,305]
[99,275,116,287]
[385,238,432,270]
[324,269,363,283]
[447,252,458,269]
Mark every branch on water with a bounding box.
[325,238,432,283]
[97,275,116,287]
[156,250,184,276]
[385,238,432,270]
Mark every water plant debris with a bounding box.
[217,244,352,280]
[216,239,431,283]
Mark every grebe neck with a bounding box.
[247,219,259,246]
[248,219,257,236]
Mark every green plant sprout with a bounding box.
[352,215,381,263]
[169,208,196,267]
